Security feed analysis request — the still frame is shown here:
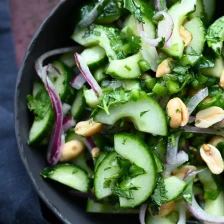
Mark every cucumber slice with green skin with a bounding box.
[106,53,142,79]
[80,46,107,70]
[122,80,141,91]
[164,176,187,202]
[94,66,108,83]
[59,52,76,68]
[201,57,224,78]
[189,0,205,20]
[146,212,178,224]
[203,0,216,25]
[83,87,99,109]
[28,109,54,145]
[71,88,87,120]
[93,94,167,136]
[122,15,159,72]
[50,60,76,104]
[206,16,224,56]
[198,168,220,200]
[184,17,206,55]
[162,0,197,59]
[153,154,164,173]
[114,133,157,208]
[94,152,107,172]
[94,151,121,199]
[32,81,44,97]
[204,191,224,223]
[86,199,139,213]
[41,164,90,192]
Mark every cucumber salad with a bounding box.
[27,0,224,223]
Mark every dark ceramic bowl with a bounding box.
[14,0,138,223]
[14,0,223,224]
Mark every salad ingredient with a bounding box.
[172,165,197,180]
[208,136,224,146]
[83,87,99,109]
[94,93,167,136]
[114,133,156,207]
[146,212,178,224]
[156,58,173,78]
[75,119,103,137]
[62,103,71,116]
[74,53,103,96]
[151,201,175,217]
[200,144,224,174]
[91,147,100,159]
[184,17,206,54]
[59,140,85,162]
[195,106,224,128]
[62,115,76,132]
[166,97,189,128]
[139,203,148,224]
[71,73,86,90]
[41,164,90,192]
[219,69,224,88]
[206,16,224,55]
[179,26,192,47]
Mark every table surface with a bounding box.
[10,0,58,66]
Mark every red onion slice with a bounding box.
[187,88,208,115]
[47,63,62,76]
[155,0,167,11]
[186,195,224,223]
[71,73,86,90]
[139,204,148,224]
[62,103,71,116]
[86,136,96,149]
[63,115,76,132]
[74,53,103,96]
[183,125,224,137]
[137,11,173,47]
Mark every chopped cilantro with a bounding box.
[140,109,150,117]
[122,138,127,145]
[157,37,165,48]
[124,65,132,71]
[120,118,125,127]
[129,164,146,178]
[124,0,144,23]
[112,185,133,199]
[175,109,180,113]
[103,179,111,188]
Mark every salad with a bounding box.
[26,0,224,223]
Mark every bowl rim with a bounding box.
[14,1,71,223]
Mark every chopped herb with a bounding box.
[122,138,127,145]
[124,65,132,71]
[175,109,181,113]
[129,164,146,178]
[120,118,125,127]
[124,0,144,23]
[157,37,165,48]
[104,167,111,171]
[112,185,133,199]
[140,109,150,117]
[103,179,111,188]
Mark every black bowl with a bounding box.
[14,0,224,224]
[14,1,138,223]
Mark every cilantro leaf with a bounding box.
[112,185,133,199]
[124,0,144,23]
[27,89,52,121]
[157,37,165,48]
[140,109,150,117]
[197,56,215,69]
[129,164,146,177]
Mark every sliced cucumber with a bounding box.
[83,87,99,109]
[71,88,87,120]
[204,191,224,224]
[146,212,178,224]
[59,52,76,68]
[201,57,224,78]
[114,133,157,208]
[41,164,90,192]
[189,0,205,20]
[93,93,167,136]
[106,53,142,79]
[203,0,216,25]
[32,81,44,97]
[164,176,187,202]
[184,17,206,55]
[94,151,121,199]
[28,109,54,145]
[94,152,107,172]
[162,0,197,59]
[80,46,107,70]
[86,199,138,213]
[50,60,75,104]
[122,80,141,91]
[93,66,108,83]
[198,168,220,200]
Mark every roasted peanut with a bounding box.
[150,201,175,217]
[172,165,197,179]
[92,147,100,159]
[200,144,224,174]
[219,69,224,89]
[180,26,192,47]
[167,97,189,128]
[195,106,224,128]
[156,58,173,78]
[75,119,103,136]
[208,136,224,147]
[59,140,84,162]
